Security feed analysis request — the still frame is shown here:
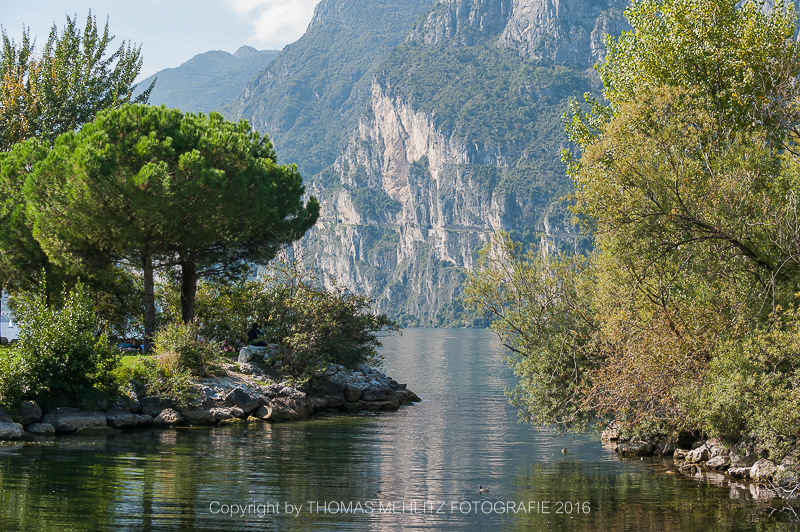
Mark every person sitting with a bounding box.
[247,323,267,347]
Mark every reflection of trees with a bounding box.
[506,460,798,531]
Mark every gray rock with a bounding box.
[17,401,42,426]
[600,423,620,443]
[396,389,421,404]
[673,449,689,460]
[238,345,269,363]
[360,397,401,411]
[138,397,172,418]
[139,414,153,425]
[0,406,12,423]
[25,422,55,435]
[344,387,362,402]
[750,459,778,481]
[42,408,108,433]
[106,407,143,429]
[263,397,311,421]
[705,455,731,471]
[153,408,183,427]
[616,441,655,457]
[344,402,363,412]
[252,406,270,419]
[225,387,260,413]
[729,466,751,479]
[0,422,24,440]
[230,406,245,418]
[180,408,216,425]
[686,445,711,464]
[211,408,234,421]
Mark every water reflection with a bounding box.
[0,329,797,531]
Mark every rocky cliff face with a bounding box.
[296,0,617,325]
[499,0,628,66]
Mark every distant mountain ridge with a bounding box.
[137,46,280,113]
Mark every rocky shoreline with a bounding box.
[603,425,800,499]
[0,347,420,440]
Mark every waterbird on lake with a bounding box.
[561,448,567,455]
[478,486,489,494]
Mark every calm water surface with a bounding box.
[0,329,798,531]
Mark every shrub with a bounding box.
[0,280,118,408]
[152,321,223,376]
[113,355,200,409]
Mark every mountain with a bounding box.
[278,0,627,326]
[224,0,435,177]
[137,46,280,113]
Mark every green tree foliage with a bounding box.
[0,279,117,409]
[26,104,320,343]
[0,12,152,151]
[468,0,800,449]
[0,13,152,297]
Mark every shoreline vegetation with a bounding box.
[465,0,800,502]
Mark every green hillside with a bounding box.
[137,46,279,113]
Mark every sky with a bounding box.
[1,0,320,80]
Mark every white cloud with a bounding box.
[223,0,320,49]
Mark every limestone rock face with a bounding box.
[498,0,629,66]
[42,408,108,433]
[0,422,25,440]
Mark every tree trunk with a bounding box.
[142,252,156,352]
[180,256,198,324]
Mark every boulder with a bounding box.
[616,441,655,457]
[180,408,216,425]
[705,455,731,471]
[153,408,183,427]
[262,397,311,422]
[0,406,13,423]
[237,345,270,363]
[224,387,260,413]
[0,422,24,440]
[601,423,620,443]
[686,445,711,464]
[360,397,401,411]
[750,459,778,481]
[42,408,108,433]
[25,423,55,435]
[138,397,172,418]
[252,406,270,420]
[361,388,393,402]
[729,466,751,479]
[343,402,363,412]
[106,407,147,429]
[307,396,330,412]
[17,401,42,426]
[396,389,421,404]
[673,449,689,460]
[344,387,362,402]
[210,408,234,421]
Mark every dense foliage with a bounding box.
[25,104,320,342]
[467,0,800,453]
[0,281,117,409]
[0,13,151,296]
[0,12,152,151]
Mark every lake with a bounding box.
[0,329,798,531]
